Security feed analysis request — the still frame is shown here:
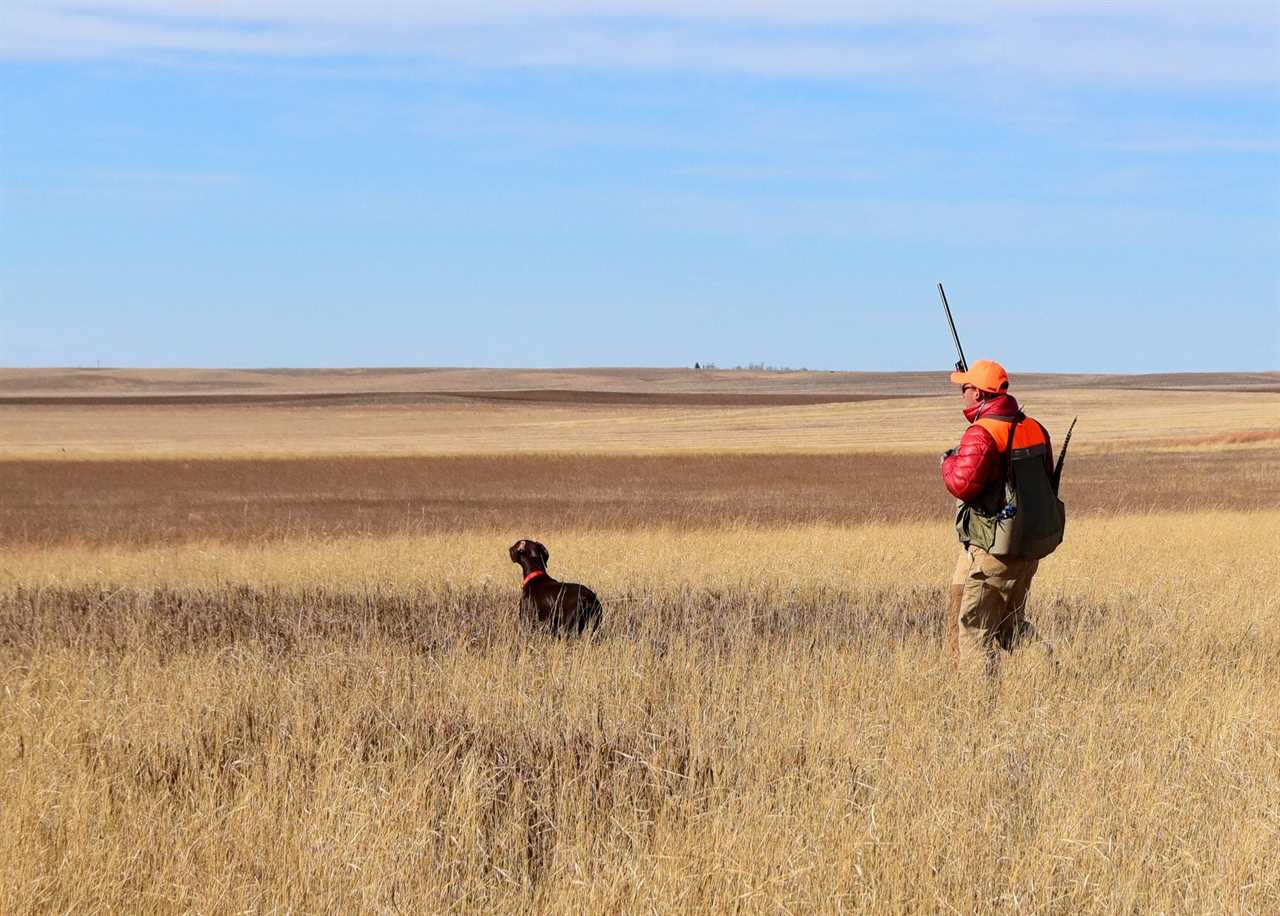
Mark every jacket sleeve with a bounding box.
[942,424,1000,502]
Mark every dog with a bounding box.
[508,539,603,636]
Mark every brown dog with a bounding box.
[508,539,603,636]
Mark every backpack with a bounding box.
[956,414,1066,559]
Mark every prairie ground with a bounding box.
[3,447,1280,546]
[1,369,1277,913]
[3,367,1277,459]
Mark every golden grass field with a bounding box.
[2,368,1278,913]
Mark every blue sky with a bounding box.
[2,2,1277,371]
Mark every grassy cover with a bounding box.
[3,513,1277,913]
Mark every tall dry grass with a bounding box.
[3,513,1277,913]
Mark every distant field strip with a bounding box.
[4,447,1277,545]
[3,388,1276,459]
[2,366,1275,398]
[0,390,907,408]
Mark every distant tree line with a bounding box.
[693,362,819,372]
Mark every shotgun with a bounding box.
[938,282,968,372]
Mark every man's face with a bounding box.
[962,384,982,410]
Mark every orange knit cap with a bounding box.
[949,359,1009,394]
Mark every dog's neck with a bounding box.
[522,569,547,588]
[515,556,548,576]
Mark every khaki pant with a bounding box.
[947,544,1039,665]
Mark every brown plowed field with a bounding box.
[5,447,1277,545]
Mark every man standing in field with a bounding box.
[941,360,1065,668]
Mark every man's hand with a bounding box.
[940,448,956,466]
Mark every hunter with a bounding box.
[941,359,1065,667]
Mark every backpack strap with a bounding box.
[1003,413,1024,490]
[985,413,1024,521]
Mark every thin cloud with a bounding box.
[9,1,1276,26]
[3,2,1276,91]
[1099,137,1280,154]
[3,167,249,208]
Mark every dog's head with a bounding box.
[509,539,550,569]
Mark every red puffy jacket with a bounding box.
[941,393,1054,503]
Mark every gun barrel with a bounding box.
[938,282,968,372]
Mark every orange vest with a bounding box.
[974,416,1048,452]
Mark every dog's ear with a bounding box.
[535,542,549,564]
